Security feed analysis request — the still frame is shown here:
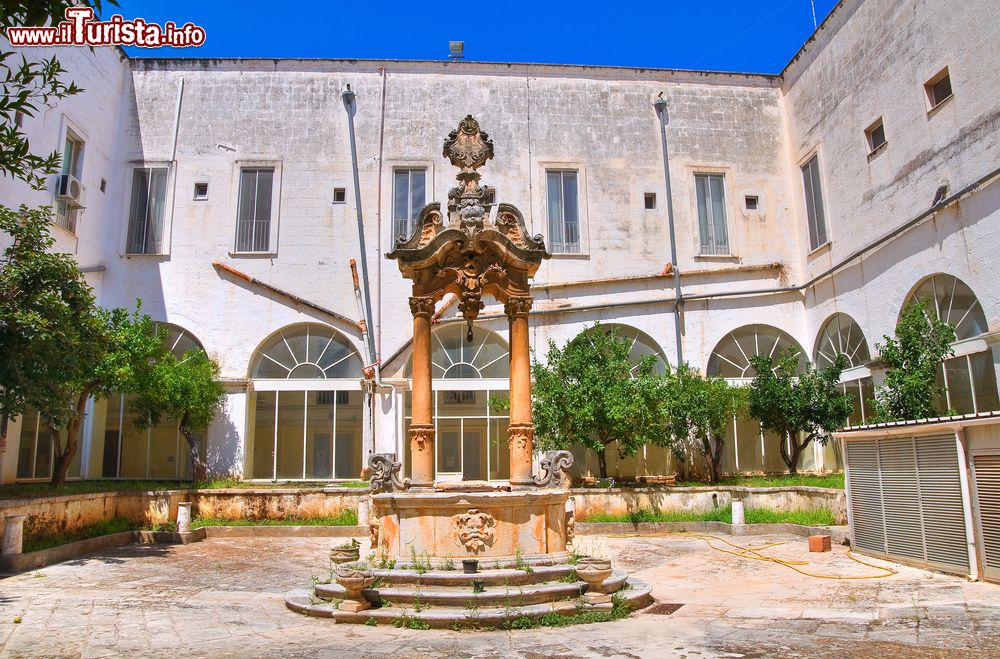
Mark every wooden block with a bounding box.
[808,534,832,552]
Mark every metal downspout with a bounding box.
[654,96,684,366]
[342,85,382,465]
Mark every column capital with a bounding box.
[504,296,533,320]
[408,296,436,318]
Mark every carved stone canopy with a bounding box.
[387,115,550,321]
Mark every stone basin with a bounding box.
[370,489,570,566]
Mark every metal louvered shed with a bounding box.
[838,414,1000,583]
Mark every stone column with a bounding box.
[506,296,534,487]
[2,515,27,555]
[409,296,437,489]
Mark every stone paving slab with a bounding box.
[0,532,997,657]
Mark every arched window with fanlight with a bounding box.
[404,324,510,482]
[248,323,364,481]
[85,323,209,482]
[707,324,811,474]
[814,313,873,427]
[903,274,998,415]
[707,324,806,380]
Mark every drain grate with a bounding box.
[645,602,684,615]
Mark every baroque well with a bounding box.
[374,114,570,566]
[285,117,652,625]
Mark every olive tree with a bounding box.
[872,300,956,422]
[529,323,670,479]
[664,364,745,484]
[747,348,853,474]
[130,349,225,482]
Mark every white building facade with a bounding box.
[2,0,998,484]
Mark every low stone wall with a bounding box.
[569,486,847,524]
[0,488,367,535]
[0,485,845,540]
[575,521,852,546]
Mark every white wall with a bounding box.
[1,0,998,482]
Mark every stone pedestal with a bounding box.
[370,489,570,567]
[2,515,26,555]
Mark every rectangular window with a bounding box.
[546,169,580,253]
[235,167,275,252]
[865,118,887,154]
[55,132,84,233]
[925,68,953,110]
[125,167,168,254]
[695,173,729,255]
[644,192,657,210]
[801,154,828,250]
[392,168,426,241]
[745,195,759,211]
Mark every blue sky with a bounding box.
[118,0,839,74]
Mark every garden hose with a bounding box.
[606,532,898,580]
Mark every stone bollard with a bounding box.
[177,502,192,534]
[357,497,370,528]
[731,499,745,526]
[3,515,27,555]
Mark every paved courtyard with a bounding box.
[1,532,998,658]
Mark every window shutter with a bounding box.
[973,454,1000,581]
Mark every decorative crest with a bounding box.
[444,115,494,233]
[443,114,494,175]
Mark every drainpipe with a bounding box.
[351,259,398,462]
[654,95,684,367]
[341,84,378,369]
[342,84,384,468]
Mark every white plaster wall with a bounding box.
[2,0,998,482]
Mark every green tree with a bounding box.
[1,1,115,187]
[130,349,225,482]
[46,304,167,485]
[747,348,853,475]
[529,323,670,479]
[871,300,956,422]
[664,364,745,484]
[0,205,104,457]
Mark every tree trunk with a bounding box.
[597,446,608,479]
[50,418,79,486]
[708,433,724,484]
[50,387,93,487]
[779,431,810,475]
[179,413,208,482]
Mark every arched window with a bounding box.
[156,322,204,358]
[814,313,870,369]
[404,324,510,482]
[405,323,509,379]
[904,274,988,340]
[577,324,668,376]
[815,314,873,427]
[902,274,997,415]
[248,324,364,481]
[251,323,362,379]
[707,324,806,379]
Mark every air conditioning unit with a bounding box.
[56,173,84,207]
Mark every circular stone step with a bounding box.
[314,571,628,608]
[285,577,654,629]
[339,564,577,587]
